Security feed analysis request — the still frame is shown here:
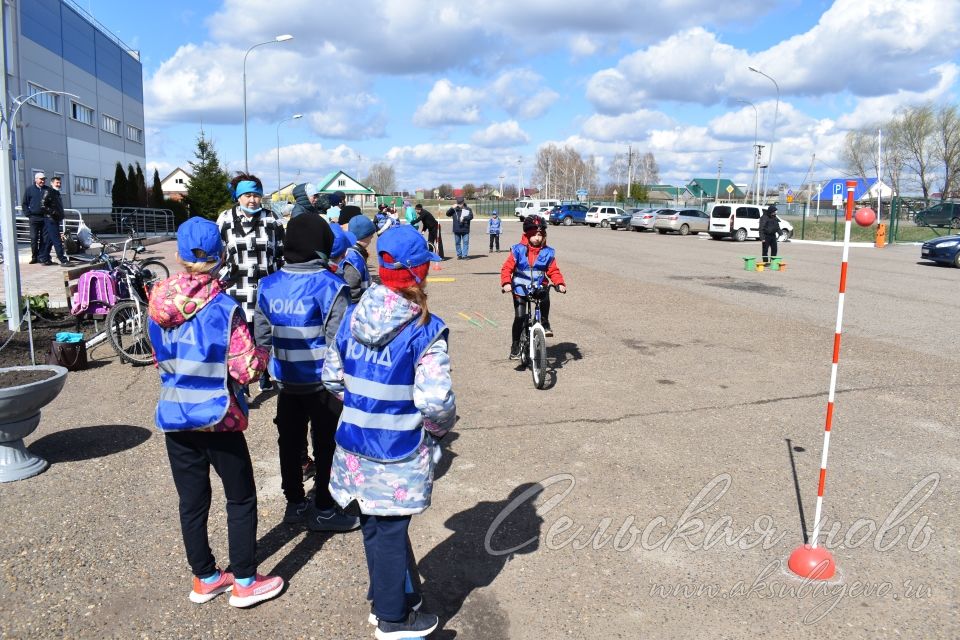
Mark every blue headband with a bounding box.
[235,180,262,198]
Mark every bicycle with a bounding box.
[510,282,561,389]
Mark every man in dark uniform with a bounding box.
[412,203,444,259]
[758,205,782,265]
[21,171,48,264]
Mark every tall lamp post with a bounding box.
[748,66,779,205]
[1,89,79,330]
[243,34,293,173]
[276,113,302,194]
[736,98,760,204]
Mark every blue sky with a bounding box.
[82,0,959,194]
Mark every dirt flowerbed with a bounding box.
[0,309,79,369]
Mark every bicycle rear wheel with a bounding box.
[530,325,547,389]
[139,259,170,293]
[106,299,154,365]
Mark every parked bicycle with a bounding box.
[511,282,561,389]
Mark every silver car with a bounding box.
[629,208,658,232]
[653,208,710,235]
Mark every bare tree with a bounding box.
[363,162,397,195]
[889,104,936,204]
[933,104,960,199]
[841,128,879,178]
[637,152,660,186]
[530,144,596,200]
[607,153,627,189]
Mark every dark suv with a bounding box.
[915,202,960,228]
[549,203,589,226]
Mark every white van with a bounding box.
[515,199,559,220]
[707,203,793,241]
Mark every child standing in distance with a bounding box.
[329,224,355,275]
[340,215,376,304]
[147,217,283,608]
[487,210,502,253]
[500,214,567,356]
[253,214,360,533]
[322,225,455,640]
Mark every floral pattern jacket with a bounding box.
[322,284,456,515]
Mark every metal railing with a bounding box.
[14,207,175,243]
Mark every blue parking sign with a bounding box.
[833,183,842,195]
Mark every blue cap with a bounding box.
[377,225,441,269]
[330,224,353,257]
[348,214,376,240]
[177,217,223,263]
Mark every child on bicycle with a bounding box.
[147,216,283,608]
[322,224,455,639]
[500,214,567,359]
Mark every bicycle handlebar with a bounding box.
[503,282,565,296]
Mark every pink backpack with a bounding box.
[71,270,118,316]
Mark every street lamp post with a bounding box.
[243,34,293,174]
[0,89,80,330]
[276,114,302,194]
[736,98,760,204]
[749,66,779,205]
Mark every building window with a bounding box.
[105,179,113,194]
[175,177,184,184]
[126,125,143,143]
[27,82,61,113]
[70,101,95,126]
[74,176,97,195]
[338,179,346,187]
[101,114,121,135]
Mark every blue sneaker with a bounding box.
[375,611,439,640]
[368,594,423,625]
[283,500,309,524]
[306,505,360,532]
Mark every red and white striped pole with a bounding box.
[788,179,857,580]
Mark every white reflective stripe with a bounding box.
[273,325,324,339]
[341,406,421,431]
[274,346,326,362]
[160,386,226,404]
[344,374,412,401]
[158,359,224,377]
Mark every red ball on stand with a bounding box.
[854,207,876,227]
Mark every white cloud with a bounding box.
[412,80,483,127]
[306,93,388,139]
[581,109,676,142]
[256,142,360,178]
[471,121,530,147]
[490,69,559,119]
[836,63,960,129]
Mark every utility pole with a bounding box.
[0,0,23,329]
[716,160,723,202]
[626,145,633,200]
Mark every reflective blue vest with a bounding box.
[257,268,345,384]
[511,244,555,295]
[333,309,447,462]
[340,247,370,292]
[149,293,239,432]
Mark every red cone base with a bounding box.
[788,544,836,580]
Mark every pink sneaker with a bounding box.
[189,570,234,604]
[228,574,284,608]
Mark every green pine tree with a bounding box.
[111,162,128,208]
[150,169,164,207]
[125,164,138,207]
[135,163,148,206]
[186,133,232,220]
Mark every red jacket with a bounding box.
[500,235,566,288]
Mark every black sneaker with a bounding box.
[376,611,439,640]
[258,375,275,392]
[508,343,521,360]
[306,505,360,532]
[368,594,423,625]
[283,500,309,524]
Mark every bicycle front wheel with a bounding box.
[106,299,154,365]
[531,325,547,389]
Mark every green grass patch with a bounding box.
[781,217,951,243]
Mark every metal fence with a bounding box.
[15,207,176,243]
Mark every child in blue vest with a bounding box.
[322,225,456,639]
[487,210,502,252]
[500,214,567,357]
[341,215,375,303]
[147,216,283,608]
[253,213,360,533]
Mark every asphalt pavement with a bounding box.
[1,224,957,639]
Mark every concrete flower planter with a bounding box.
[0,365,68,482]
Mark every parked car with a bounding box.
[914,202,960,228]
[629,208,658,232]
[608,209,634,230]
[706,203,794,241]
[584,205,626,228]
[920,234,960,268]
[549,203,590,226]
[653,208,710,235]
[515,199,560,220]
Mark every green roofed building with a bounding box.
[686,179,744,200]
[316,170,377,207]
